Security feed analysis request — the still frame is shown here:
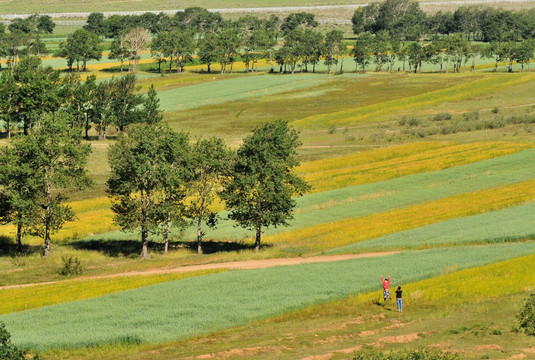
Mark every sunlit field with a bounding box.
[2,4,535,358]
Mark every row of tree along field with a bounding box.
[2,2,535,75]
[0,60,309,257]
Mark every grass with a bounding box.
[0,269,225,315]
[2,242,534,351]
[329,201,535,253]
[294,73,535,128]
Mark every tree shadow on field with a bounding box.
[70,238,141,257]
[0,235,42,257]
[170,240,268,254]
[70,238,270,257]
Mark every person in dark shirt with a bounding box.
[395,286,403,312]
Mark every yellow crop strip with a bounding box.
[0,269,224,315]
[297,142,534,193]
[294,73,535,128]
[406,253,535,303]
[268,178,535,251]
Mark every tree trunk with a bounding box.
[141,228,149,259]
[254,226,261,252]
[16,222,22,252]
[43,182,52,257]
[197,217,203,255]
[163,214,171,254]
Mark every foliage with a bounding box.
[221,120,310,250]
[0,321,36,360]
[517,294,535,335]
[107,123,190,258]
[5,113,92,256]
[59,256,83,276]
[352,346,460,360]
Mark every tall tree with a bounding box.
[107,123,190,258]
[108,74,144,131]
[187,137,231,254]
[108,33,130,72]
[0,70,18,138]
[125,27,150,73]
[221,120,310,251]
[8,113,92,256]
[323,30,344,74]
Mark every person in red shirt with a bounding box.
[381,275,391,301]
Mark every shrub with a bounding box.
[352,346,460,360]
[517,294,535,335]
[327,125,337,134]
[463,111,479,121]
[433,112,452,121]
[0,321,37,360]
[59,256,82,276]
[492,107,499,114]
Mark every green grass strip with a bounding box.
[2,242,535,351]
[0,270,225,316]
[156,73,331,112]
[329,201,535,254]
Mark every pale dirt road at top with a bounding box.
[0,251,397,290]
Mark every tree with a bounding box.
[9,113,92,256]
[352,3,380,34]
[0,145,39,252]
[142,84,164,124]
[125,27,150,73]
[108,33,130,72]
[198,33,219,73]
[323,30,344,74]
[0,70,18,138]
[12,56,62,135]
[56,29,102,71]
[108,74,144,131]
[352,32,373,72]
[84,12,107,36]
[221,120,310,251]
[281,12,318,34]
[187,137,231,254]
[107,123,190,258]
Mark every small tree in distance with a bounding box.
[221,120,310,251]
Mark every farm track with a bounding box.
[0,251,397,290]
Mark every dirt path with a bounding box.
[0,251,397,290]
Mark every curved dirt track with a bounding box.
[0,251,397,290]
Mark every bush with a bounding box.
[0,321,38,360]
[352,346,460,360]
[59,256,82,276]
[492,107,499,114]
[433,112,452,121]
[463,111,479,121]
[517,294,535,335]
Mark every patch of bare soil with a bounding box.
[473,344,504,351]
[379,332,421,343]
[195,345,289,359]
[300,346,362,360]
[0,251,398,290]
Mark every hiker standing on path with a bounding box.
[381,275,391,301]
[395,286,403,312]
